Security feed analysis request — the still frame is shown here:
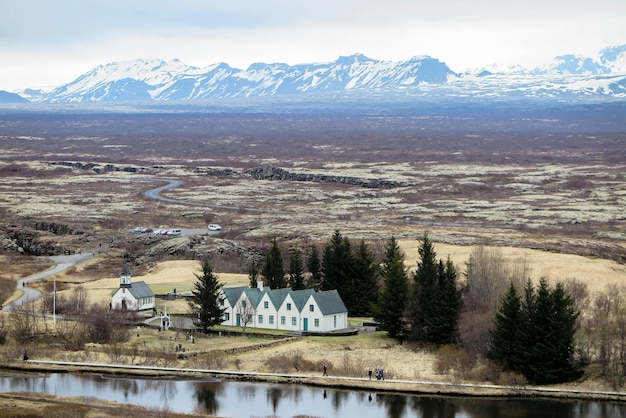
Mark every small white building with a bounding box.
[219,282,348,333]
[111,264,155,311]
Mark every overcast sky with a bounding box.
[1,0,625,92]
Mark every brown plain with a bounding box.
[0,108,625,400]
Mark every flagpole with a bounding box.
[53,280,56,326]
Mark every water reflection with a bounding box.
[1,372,625,418]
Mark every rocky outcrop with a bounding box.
[243,165,409,188]
[49,161,155,174]
[195,167,238,177]
[1,228,70,256]
[22,221,80,235]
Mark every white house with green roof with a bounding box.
[219,282,348,332]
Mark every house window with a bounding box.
[292,317,297,326]
[334,315,337,328]
[242,300,247,307]
[269,315,274,324]
[309,304,314,312]
[224,312,230,320]
[287,303,291,311]
[220,299,224,306]
[281,316,286,325]
[258,315,263,324]
[314,319,320,327]
[264,301,269,309]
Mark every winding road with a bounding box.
[140,178,290,214]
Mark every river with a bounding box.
[1,372,625,417]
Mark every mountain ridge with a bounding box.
[8,45,626,103]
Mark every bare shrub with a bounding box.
[54,318,89,351]
[265,351,323,374]
[84,305,132,344]
[0,314,9,345]
[10,301,41,342]
[188,350,230,369]
[0,276,16,307]
[459,245,529,358]
[497,370,528,389]
[434,345,473,378]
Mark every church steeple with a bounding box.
[120,263,132,288]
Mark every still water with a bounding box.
[1,372,625,418]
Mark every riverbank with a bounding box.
[5,359,626,403]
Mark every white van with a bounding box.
[208,224,222,231]
[167,229,181,235]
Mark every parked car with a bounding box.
[167,229,181,235]
[142,228,153,233]
[208,224,222,231]
[152,229,164,235]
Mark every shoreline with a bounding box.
[5,360,626,403]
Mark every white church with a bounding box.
[111,263,155,311]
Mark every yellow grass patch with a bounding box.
[400,241,626,295]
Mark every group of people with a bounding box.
[368,368,384,380]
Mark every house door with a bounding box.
[121,299,127,310]
[303,318,308,331]
[236,314,241,327]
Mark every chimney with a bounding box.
[257,281,264,291]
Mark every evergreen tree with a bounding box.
[372,236,409,339]
[489,278,581,384]
[524,278,581,384]
[351,240,380,317]
[487,283,524,370]
[261,238,286,289]
[305,244,323,291]
[321,230,357,313]
[288,247,306,290]
[429,257,462,345]
[248,260,260,288]
[188,259,226,333]
[408,233,439,342]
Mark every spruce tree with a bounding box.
[351,240,380,317]
[188,259,226,333]
[487,283,523,370]
[429,257,461,345]
[408,233,439,342]
[248,260,260,288]
[288,247,306,290]
[489,278,581,384]
[261,238,286,289]
[305,244,323,290]
[321,230,356,313]
[372,236,408,339]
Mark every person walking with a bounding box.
[368,369,373,380]
[323,363,328,376]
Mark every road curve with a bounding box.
[4,251,100,311]
[139,178,290,214]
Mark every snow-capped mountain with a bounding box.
[12,45,626,103]
[37,54,457,103]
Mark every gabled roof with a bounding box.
[267,288,293,310]
[291,288,315,311]
[221,286,347,316]
[243,288,264,308]
[127,281,154,299]
[311,289,347,315]
[222,287,245,307]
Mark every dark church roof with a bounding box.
[127,281,154,299]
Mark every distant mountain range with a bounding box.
[3,44,626,104]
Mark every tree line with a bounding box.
[190,230,626,388]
